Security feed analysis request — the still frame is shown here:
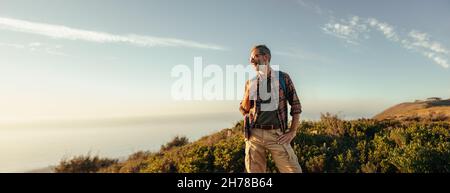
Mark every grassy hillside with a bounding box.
[373,98,450,121]
[55,113,450,173]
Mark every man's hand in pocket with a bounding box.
[277,130,296,144]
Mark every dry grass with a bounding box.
[373,99,450,121]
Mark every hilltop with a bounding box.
[373,97,450,121]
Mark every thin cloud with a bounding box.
[367,18,399,41]
[0,17,225,50]
[407,30,449,54]
[0,41,68,56]
[402,30,449,68]
[322,16,369,45]
[322,16,449,69]
[423,51,449,68]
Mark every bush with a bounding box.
[55,154,118,173]
[160,136,189,151]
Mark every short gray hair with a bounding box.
[251,44,271,62]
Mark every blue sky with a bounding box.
[0,0,449,122]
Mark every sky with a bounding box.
[0,0,449,122]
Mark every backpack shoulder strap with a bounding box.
[279,71,287,95]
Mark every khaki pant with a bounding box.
[245,128,303,173]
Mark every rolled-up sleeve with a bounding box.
[285,73,302,116]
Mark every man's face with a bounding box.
[250,50,268,71]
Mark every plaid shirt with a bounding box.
[239,70,302,133]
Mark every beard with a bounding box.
[256,60,269,77]
[257,65,267,75]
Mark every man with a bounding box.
[239,45,303,173]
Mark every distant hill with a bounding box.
[373,98,450,121]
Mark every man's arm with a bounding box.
[278,114,300,144]
[277,72,302,144]
[290,114,300,133]
[239,80,250,116]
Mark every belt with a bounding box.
[253,124,279,130]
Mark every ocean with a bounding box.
[0,113,241,172]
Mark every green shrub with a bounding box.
[55,154,118,173]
